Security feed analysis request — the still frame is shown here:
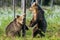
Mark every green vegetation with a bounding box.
[0,6,60,40]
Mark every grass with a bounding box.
[0,6,60,40]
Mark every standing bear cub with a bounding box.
[6,14,28,37]
[29,2,47,37]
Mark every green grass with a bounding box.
[0,6,60,40]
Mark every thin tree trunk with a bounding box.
[41,0,42,6]
[51,0,53,8]
[13,0,15,18]
[36,0,38,3]
[21,0,26,37]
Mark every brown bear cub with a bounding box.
[6,14,28,37]
[29,2,47,37]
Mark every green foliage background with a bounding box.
[0,6,60,40]
[0,0,60,7]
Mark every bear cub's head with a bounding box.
[29,2,41,13]
[29,2,38,12]
[16,14,25,24]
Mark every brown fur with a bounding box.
[6,15,28,37]
[29,2,47,37]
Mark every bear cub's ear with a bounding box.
[32,2,37,6]
[17,15,20,18]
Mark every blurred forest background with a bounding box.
[0,0,60,40]
[0,0,60,7]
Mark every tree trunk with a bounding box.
[13,0,15,18]
[21,0,26,37]
[51,0,53,8]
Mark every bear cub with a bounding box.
[6,14,28,37]
[29,2,47,37]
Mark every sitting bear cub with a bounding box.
[6,14,28,37]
